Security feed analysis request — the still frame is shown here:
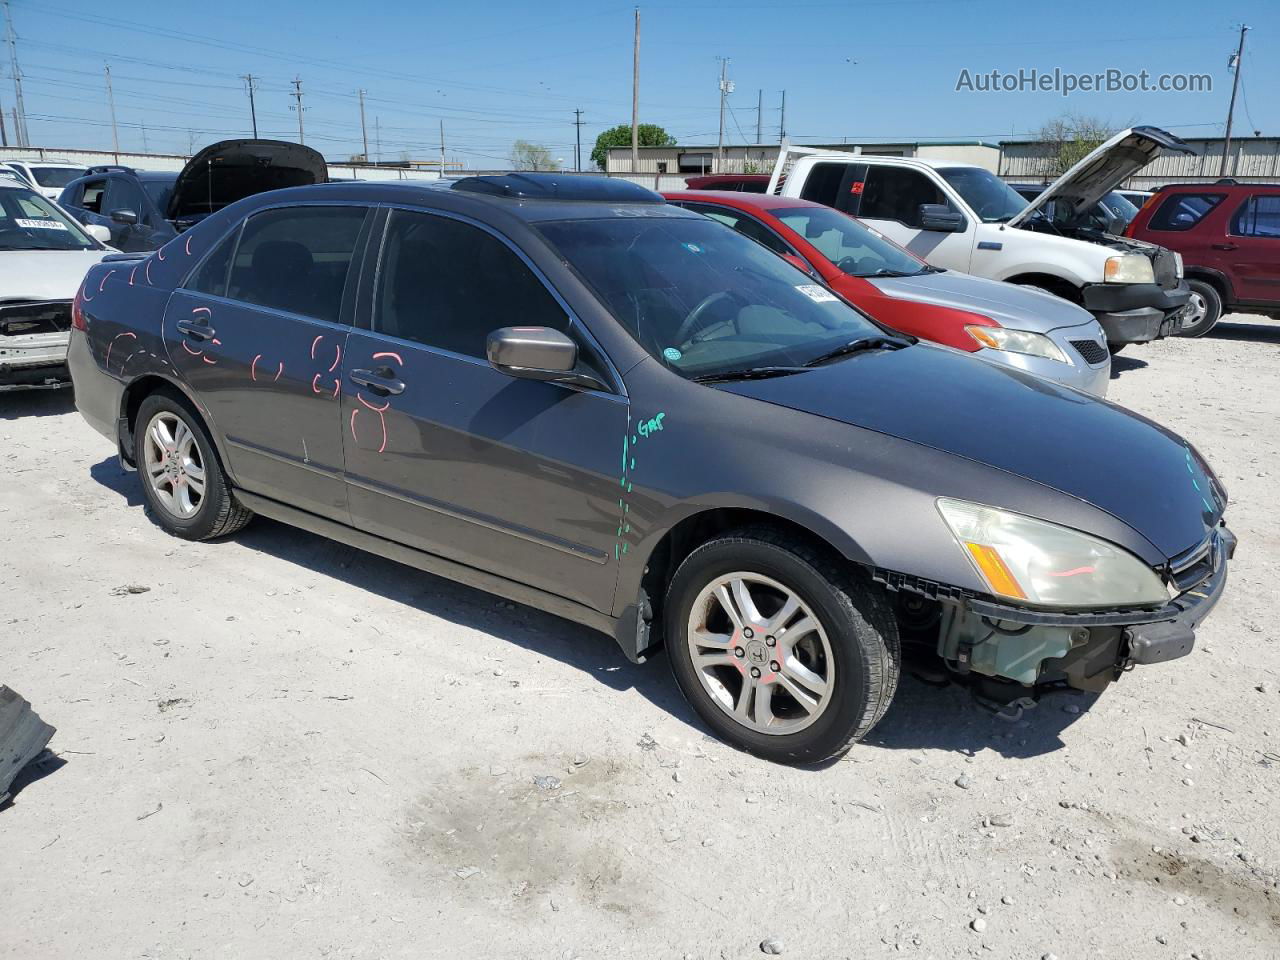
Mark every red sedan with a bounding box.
[663,190,1111,394]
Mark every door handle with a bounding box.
[175,319,215,340]
[349,368,405,396]
[1211,242,1239,251]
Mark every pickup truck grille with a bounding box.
[0,300,72,337]
[1069,339,1109,365]
[1152,248,1179,289]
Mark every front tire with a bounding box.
[134,391,252,541]
[664,527,900,764]
[1179,280,1223,338]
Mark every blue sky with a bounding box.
[3,0,1276,166]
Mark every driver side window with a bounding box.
[860,167,953,228]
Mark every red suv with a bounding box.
[1126,179,1280,336]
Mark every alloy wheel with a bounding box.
[685,572,835,735]
[142,411,206,519]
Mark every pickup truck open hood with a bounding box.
[719,343,1223,559]
[167,139,328,225]
[1007,126,1193,228]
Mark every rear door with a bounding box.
[341,207,628,613]
[1226,191,1280,303]
[165,203,373,522]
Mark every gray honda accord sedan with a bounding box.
[68,173,1233,763]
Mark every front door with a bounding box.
[341,208,627,614]
[166,203,372,522]
[1227,192,1280,303]
[855,165,974,271]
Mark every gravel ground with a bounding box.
[2,316,1278,960]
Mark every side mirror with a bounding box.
[919,204,965,233]
[85,224,112,244]
[780,252,817,277]
[109,208,139,225]
[486,327,578,381]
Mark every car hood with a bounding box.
[0,250,109,301]
[1007,126,1194,227]
[866,270,1096,333]
[167,139,328,224]
[719,344,1222,558]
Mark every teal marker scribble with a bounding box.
[614,411,671,563]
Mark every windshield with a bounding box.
[773,206,926,277]
[143,177,175,212]
[938,167,1028,222]
[537,215,887,379]
[0,187,98,251]
[32,167,86,188]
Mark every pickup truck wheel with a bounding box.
[664,527,900,764]
[1179,280,1223,338]
[134,392,252,541]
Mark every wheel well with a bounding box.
[119,376,200,465]
[1004,273,1083,304]
[637,508,851,646]
[1184,270,1228,302]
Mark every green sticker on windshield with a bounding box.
[663,347,682,362]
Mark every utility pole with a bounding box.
[358,89,369,161]
[140,120,148,154]
[630,7,640,172]
[105,64,120,157]
[1219,24,1250,178]
[290,76,305,144]
[573,108,584,172]
[241,74,258,138]
[778,89,787,143]
[3,0,28,147]
[756,88,763,144]
[0,91,7,147]
[375,116,381,165]
[716,57,732,172]
[439,119,445,172]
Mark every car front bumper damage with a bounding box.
[876,524,1235,693]
[0,300,72,386]
[1081,280,1191,345]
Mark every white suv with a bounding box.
[767,127,1191,352]
[1,160,89,201]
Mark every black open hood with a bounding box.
[167,139,328,224]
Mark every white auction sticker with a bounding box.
[795,283,838,303]
[14,218,68,230]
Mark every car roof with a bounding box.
[224,175,706,225]
[1156,180,1280,192]
[136,171,179,181]
[662,190,828,213]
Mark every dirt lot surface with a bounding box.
[3,316,1279,960]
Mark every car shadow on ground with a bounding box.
[1109,354,1149,379]
[0,385,74,420]
[87,455,1092,764]
[1208,319,1280,344]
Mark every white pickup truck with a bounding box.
[766,126,1192,352]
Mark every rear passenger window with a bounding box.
[798,162,866,215]
[225,206,367,324]
[860,167,953,227]
[1230,195,1280,238]
[1148,193,1225,231]
[80,179,107,214]
[375,210,570,358]
[186,226,240,298]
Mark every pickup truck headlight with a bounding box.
[937,498,1169,609]
[1103,254,1155,284]
[965,326,1070,364]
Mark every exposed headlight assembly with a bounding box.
[965,325,1071,364]
[1103,254,1155,284]
[1173,251,1185,278]
[937,498,1169,609]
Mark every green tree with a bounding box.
[590,123,677,171]
[509,140,558,171]
[1034,114,1118,178]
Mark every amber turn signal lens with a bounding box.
[964,542,1027,600]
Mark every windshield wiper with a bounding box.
[691,365,808,384]
[802,336,909,367]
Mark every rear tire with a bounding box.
[664,526,900,764]
[133,390,252,541]
[1179,279,1223,338]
